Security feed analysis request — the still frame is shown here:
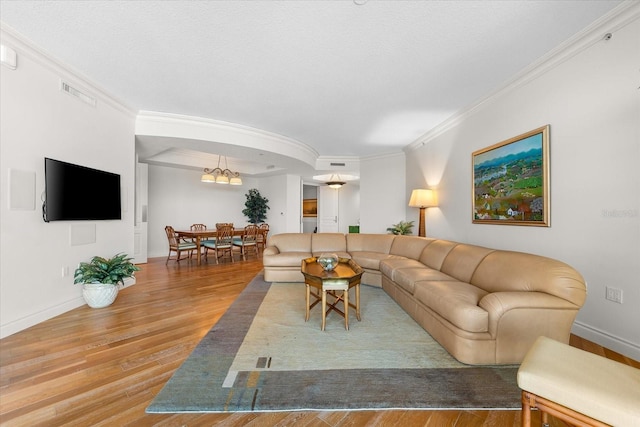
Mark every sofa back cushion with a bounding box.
[470,251,587,306]
[312,233,347,254]
[389,236,435,259]
[440,244,495,283]
[267,233,312,253]
[419,240,458,270]
[347,234,395,254]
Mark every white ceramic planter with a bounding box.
[82,283,119,308]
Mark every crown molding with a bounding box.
[1,23,137,118]
[135,111,320,168]
[405,0,640,153]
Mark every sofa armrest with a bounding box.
[263,246,280,256]
[479,291,580,337]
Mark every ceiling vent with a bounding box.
[330,162,346,167]
[60,80,96,107]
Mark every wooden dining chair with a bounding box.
[203,224,235,264]
[190,223,210,255]
[233,224,259,260]
[257,223,269,252]
[164,225,197,264]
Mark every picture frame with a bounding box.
[472,125,550,227]
[303,198,317,217]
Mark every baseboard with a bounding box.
[572,321,640,362]
[0,278,135,339]
[0,296,85,339]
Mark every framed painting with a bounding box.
[472,125,550,226]
[303,198,317,217]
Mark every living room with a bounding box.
[1,0,638,373]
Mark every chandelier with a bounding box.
[326,174,346,189]
[201,155,242,185]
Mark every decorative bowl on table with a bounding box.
[317,253,339,271]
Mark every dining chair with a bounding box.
[233,224,259,260]
[164,225,197,264]
[257,223,270,252]
[190,223,210,255]
[203,224,235,264]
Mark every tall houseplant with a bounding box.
[74,253,140,308]
[242,188,270,224]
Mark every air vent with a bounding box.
[330,162,346,167]
[266,165,276,170]
[60,80,96,107]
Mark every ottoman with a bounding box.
[517,336,640,426]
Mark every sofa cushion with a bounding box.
[349,251,400,270]
[262,251,313,267]
[419,240,458,270]
[311,233,347,255]
[379,258,424,281]
[440,244,495,283]
[347,234,395,254]
[414,281,489,333]
[393,268,458,295]
[389,235,434,259]
[267,233,312,252]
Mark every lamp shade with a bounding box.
[409,189,438,208]
[215,174,229,184]
[201,173,215,183]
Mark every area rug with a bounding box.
[146,273,520,413]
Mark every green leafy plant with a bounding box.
[386,220,415,235]
[74,253,140,286]
[242,188,270,224]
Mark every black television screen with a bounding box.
[44,158,121,221]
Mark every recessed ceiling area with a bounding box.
[0,0,623,183]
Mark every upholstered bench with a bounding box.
[517,336,640,427]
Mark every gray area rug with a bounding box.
[146,273,520,413]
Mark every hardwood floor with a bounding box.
[1,256,638,427]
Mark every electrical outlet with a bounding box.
[605,286,623,304]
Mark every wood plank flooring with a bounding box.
[1,255,638,426]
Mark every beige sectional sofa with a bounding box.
[262,233,586,365]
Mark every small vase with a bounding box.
[317,253,339,271]
[82,283,119,308]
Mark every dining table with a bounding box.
[175,228,245,265]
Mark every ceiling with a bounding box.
[0,0,623,183]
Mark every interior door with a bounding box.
[318,185,339,233]
[133,162,148,264]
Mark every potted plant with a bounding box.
[242,188,270,224]
[386,220,415,235]
[74,253,140,308]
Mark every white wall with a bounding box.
[360,152,407,233]
[406,12,640,359]
[146,164,260,258]
[0,29,136,338]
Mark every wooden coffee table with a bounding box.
[301,257,364,330]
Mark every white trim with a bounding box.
[0,297,84,339]
[406,1,640,152]
[135,111,319,168]
[0,23,136,117]
[572,321,640,362]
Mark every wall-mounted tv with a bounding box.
[44,157,121,221]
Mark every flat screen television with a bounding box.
[44,157,121,221]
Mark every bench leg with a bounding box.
[521,391,532,427]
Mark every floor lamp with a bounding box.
[409,189,438,237]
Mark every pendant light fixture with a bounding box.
[201,155,242,185]
[326,174,346,189]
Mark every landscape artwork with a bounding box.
[472,125,550,226]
